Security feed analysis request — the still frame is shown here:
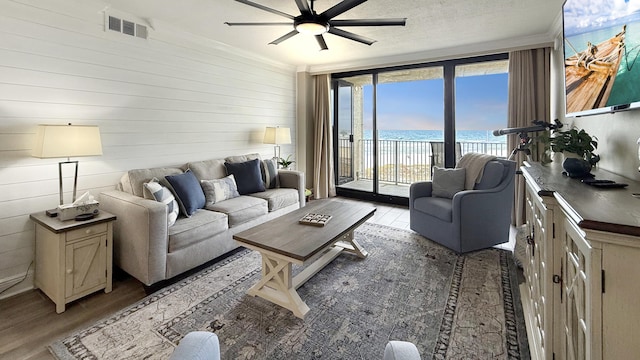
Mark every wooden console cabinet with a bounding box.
[521,162,640,360]
[30,211,116,313]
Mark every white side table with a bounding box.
[30,211,116,313]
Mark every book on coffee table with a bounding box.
[299,213,332,227]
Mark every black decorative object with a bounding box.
[563,157,592,178]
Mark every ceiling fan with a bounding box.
[225,0,407,50]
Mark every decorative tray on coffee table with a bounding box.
[299,213,332,227]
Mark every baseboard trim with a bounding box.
[0,271,34,300]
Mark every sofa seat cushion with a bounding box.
[168,210,228,252]
[205,195,267,227]
[413,197,453,222]
[248,188,298,212]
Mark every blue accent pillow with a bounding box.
[224,158,266,195]
[164,170,205,217]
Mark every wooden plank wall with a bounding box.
[0,0,297,298]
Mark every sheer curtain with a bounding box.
[313,74,336,199]
[507,48,551,225]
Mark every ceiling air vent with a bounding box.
[107,15,148,39]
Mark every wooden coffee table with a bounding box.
[233,200,376,318]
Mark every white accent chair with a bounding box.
[384,341,422,360]
[170,332,220,360]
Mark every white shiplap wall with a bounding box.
[0,0,297,298]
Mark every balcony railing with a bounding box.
[337,138,508,185]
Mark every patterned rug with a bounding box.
[49,223,529,359]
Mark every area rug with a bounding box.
[49,223,529,359]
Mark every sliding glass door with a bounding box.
[332,54,508,204]
[376,68,444,197]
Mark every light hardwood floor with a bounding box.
[0,199,513,359]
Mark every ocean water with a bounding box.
[363,129,505,143]
[565,22,640,106]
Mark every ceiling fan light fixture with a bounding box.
[295,20,328,35]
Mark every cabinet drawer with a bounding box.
[66,223,108,242]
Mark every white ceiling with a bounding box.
[106,0,562,72]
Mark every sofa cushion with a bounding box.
[205,196,267,227]
[261,158,279,189]
[165,170,206,217]
[248,188,298,212]
[144,178,179,227]
[432,166,466,199]
[188,158,226,181]
[224,159,266,195]
[119,167,184,198]
[168,210,228,252]
[201,175,240,206]
[413,196,453,222]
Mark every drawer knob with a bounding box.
[66,269,73,274]
[85,229,93,234]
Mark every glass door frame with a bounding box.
[331,53,508,206]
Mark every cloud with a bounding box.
[564,0,640,35]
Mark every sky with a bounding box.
[338,73,508,132]
[564,0,640,36]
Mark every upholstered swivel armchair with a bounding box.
[409,158,516,253]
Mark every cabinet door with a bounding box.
[524,184,554,359]
[601,243,640,359]
[65,234,107,298]
[559,215,601,360]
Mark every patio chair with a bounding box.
[430,142,462,171]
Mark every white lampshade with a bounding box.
[32,124,103,158]
[263,127,291,145]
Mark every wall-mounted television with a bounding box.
[563,0,640,117]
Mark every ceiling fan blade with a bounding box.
[234,0,295,20]
[329,18,407,27]
[320,0,367,19]
[294,0,312,16]
[328,27,375,45]
[269,30,299,45]
[225,22,293,26]
[315,34,328,51]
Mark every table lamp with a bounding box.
[263,126,291,160]
[32,124,103,206]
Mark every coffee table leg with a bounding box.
[335,230,368,258]
[247,253,310,319]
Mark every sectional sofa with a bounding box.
[100,153,305,286]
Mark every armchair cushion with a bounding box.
[474,161,505,190]
[413,196,453,222]
[432,166,466,198]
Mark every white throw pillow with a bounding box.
[200,174,240,206]
[144,178,179,227]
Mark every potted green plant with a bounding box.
[540,127,600,177]
[278,155,295,169]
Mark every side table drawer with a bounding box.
[66,222,108,242]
